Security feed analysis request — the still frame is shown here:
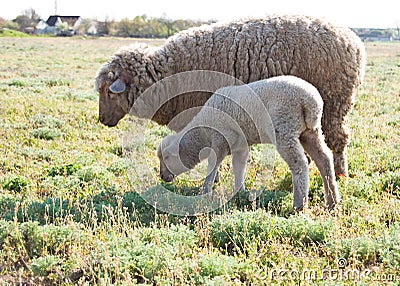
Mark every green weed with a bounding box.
[30,127,61,140]
[0,38,399,285]
[1,175,28,194]
[210,210,333,253]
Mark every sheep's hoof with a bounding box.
[333,153,348,177]
[335,173,347,177]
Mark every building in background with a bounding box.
[36,15,81,36]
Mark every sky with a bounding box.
[1,0,400,29]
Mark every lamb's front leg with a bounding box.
[201,148,226,194]
[232,148,249,192]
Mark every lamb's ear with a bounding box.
[109,79,126,94]
[164,141,179,157]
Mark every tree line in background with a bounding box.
[0,8,399,39]
[0,8,214,38]
[94,15,215,38]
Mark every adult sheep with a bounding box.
[95,14,366,176]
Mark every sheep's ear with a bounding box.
[109,79,126,94]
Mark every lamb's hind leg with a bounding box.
[276,135,309,211]
[232,148,249,192]
[300,128,340,210]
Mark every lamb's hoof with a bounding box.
[235,186,245,193]
[287,207,304,216]
[292,206,304,213]
[247,189,263,202]
[326,202,341,215]
[200,182,213,195]
[214,171,220,183]
[293,198,308,213]
[305,153,312,165]
[292,202,308,213]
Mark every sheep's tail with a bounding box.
[302,89,324,131]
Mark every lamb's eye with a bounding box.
[108,92,118,99]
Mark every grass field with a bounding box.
[0,37,399,285]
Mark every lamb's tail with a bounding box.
[302,89,324,131]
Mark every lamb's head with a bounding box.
[95,44,158,127]
[157,132,202,182]
[157,134,187,182]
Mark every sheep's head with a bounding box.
[95,44,158,127]
[94,67,131,127]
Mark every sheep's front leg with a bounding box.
[232,148,249,192]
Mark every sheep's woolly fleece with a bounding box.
[158,76,340,210]
[95,14,366,176]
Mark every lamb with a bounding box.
[95,14,366,176]
[157,76,340,210]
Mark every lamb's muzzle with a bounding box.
[160,171,174,182]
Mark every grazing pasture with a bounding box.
[0,37,399,285]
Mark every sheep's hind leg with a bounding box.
[321,109,350,177]
[333,150,348,178]
[300,129,340,210]
[276,135,309,211]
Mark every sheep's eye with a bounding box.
[108,92,118,99]
[107,72,114,80]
